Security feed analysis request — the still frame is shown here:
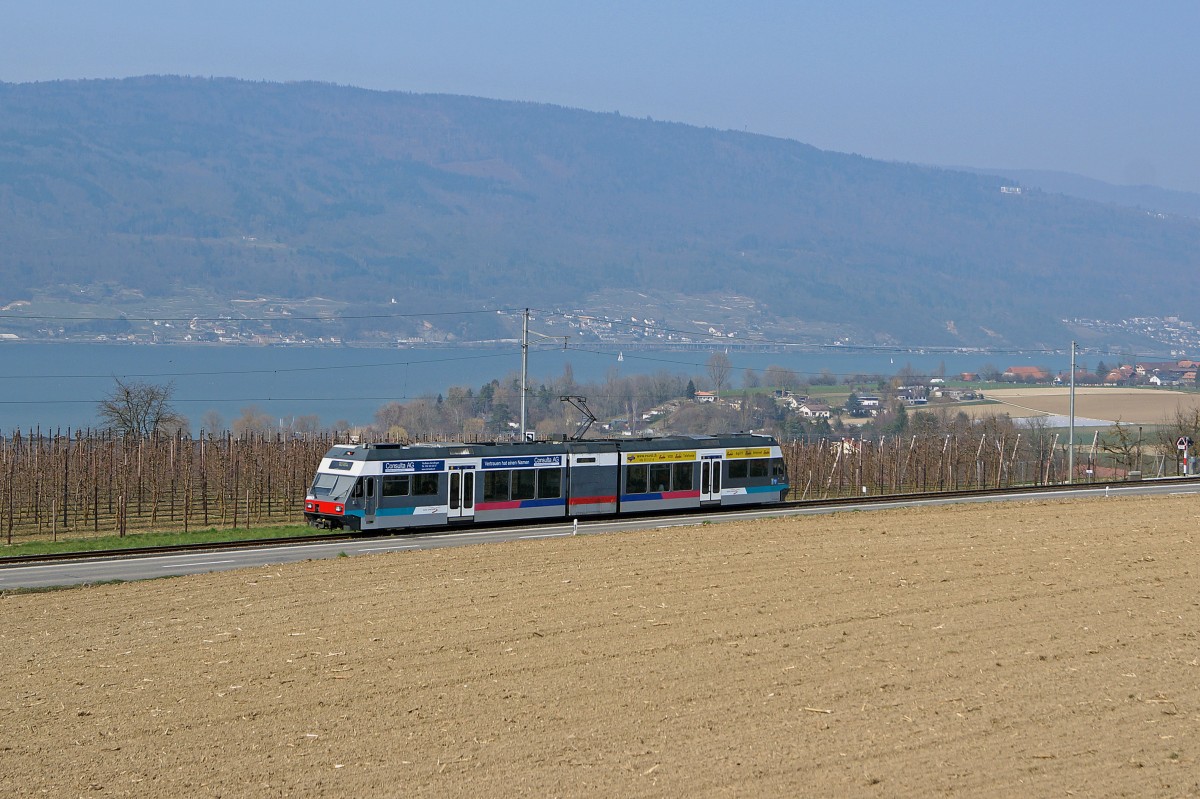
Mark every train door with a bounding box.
[701,455,723,503]
[360,477,378,523]
[448,465,475,521]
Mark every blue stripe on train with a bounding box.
[620,493,667,502]
[620,484,787,502]
[345,507,425,518]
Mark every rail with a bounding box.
[6,474,1197,568]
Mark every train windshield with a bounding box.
[311,472,358,499]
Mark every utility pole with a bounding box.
[1068,340,1076,484]
[520,308,529,441]
[519,308,567,442]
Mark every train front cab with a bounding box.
[720,447,789,506]
[305,444,455,531]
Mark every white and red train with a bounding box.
[304,433,789,531]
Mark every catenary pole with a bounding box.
[1068,341,1076,483]
[520,308,529,440]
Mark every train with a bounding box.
[304,433,790,531]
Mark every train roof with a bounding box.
[320,433,778,462]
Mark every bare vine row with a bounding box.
[0,426,1151,545]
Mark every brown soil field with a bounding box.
[967,387,1200,424]
[3,495,1199,797]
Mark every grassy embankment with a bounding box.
[0,524,321,559]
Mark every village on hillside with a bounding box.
[583,358,1200,440]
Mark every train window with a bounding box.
[312,473,356,498]
[413,473,440,496]
[649,463,671,493]
[749,459,769,478]
[513,469,537,501]
[772,461,787,479]
[350,479,365,499]
[728,460,749,479]
[484,470,510,502]
[626,464,648,494]
[672,462,694,492]
[537,469,561,499]
[382,475,410,497]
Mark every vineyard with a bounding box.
[782,425,1136,499]
[0,424,1151,545]
[0,430,334,545]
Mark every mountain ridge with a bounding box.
[1,76,1197,349]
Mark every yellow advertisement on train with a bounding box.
[725,447,772,459]
[626,450,697,464]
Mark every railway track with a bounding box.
[6,475,1194,568]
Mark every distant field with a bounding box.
[963,386,1200,425]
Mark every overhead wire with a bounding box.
[0,307,524,323]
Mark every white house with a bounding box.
[797,401,831,419]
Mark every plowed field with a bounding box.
[3,494,1199,797]
[968,386,1200,424]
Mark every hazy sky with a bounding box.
[5,2,1198,193]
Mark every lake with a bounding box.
[0,342,1054,432]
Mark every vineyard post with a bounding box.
[231,434,239,529]
[33,430,41,536]
[1045,433,1059,484]
[878,436,886,492]
[4,440,12,545]
[940,434,950,490]
[1007,434,1021,488]
[201,435,209,527]
[62,430,70,532]
[994,434,1005,489]
[824,444,841,499]
[855,436,863,494]
[901,435,916,492]
[975,433,987,488]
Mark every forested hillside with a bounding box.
[2,76,1198,346]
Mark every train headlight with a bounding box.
[334,505,343,513]
[305,502,314,511]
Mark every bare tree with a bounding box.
[706,351,732,397]
[1099,419,1140,471]
[231,405,274,438]
[97,378,184,437]
[200,409,225,436]
[764,364,801,392]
